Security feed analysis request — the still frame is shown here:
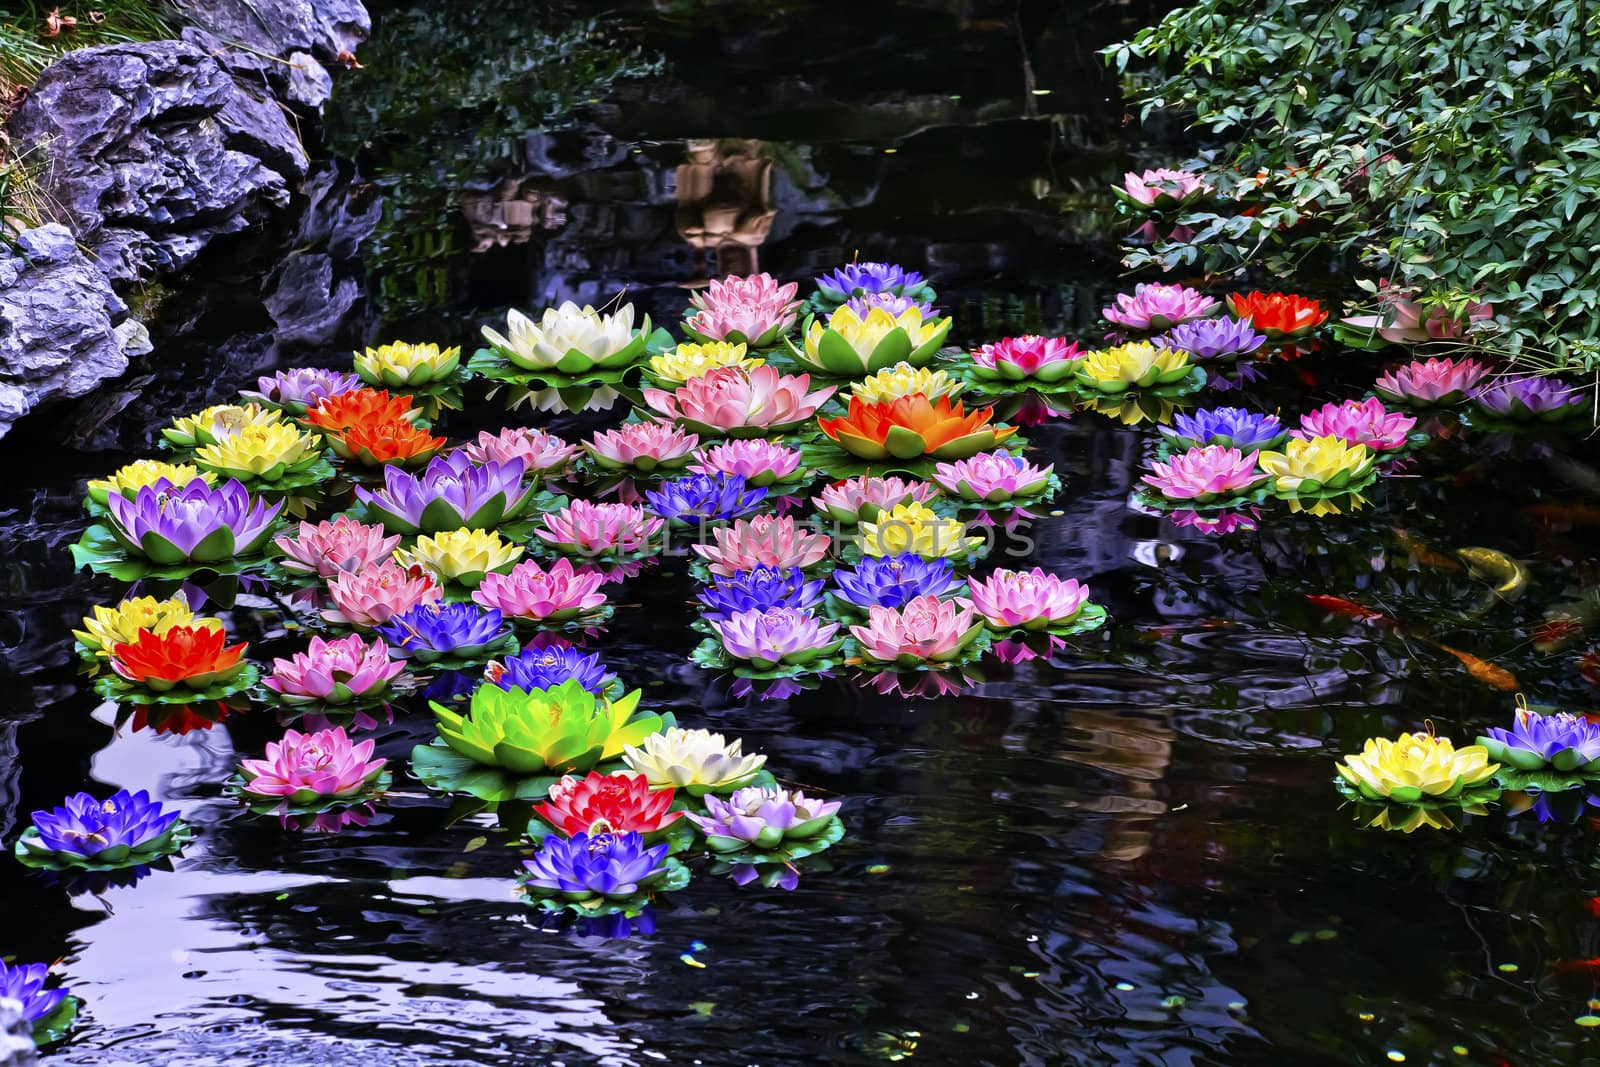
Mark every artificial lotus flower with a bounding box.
[681,273,803,348]
[1075,342,1193,392]
[1116,167,1211,210]
[1226,291,1328,339]
[73,595,218,659]
[194,422,324,482]
[323,560,443,628]
[237,726,387,804]
[819,394,1016,461]
[969,336,1084,382]
[966,568,1090,630]
[623,727,767,794]
[1102,283,1219,331]
[843,293,935,320]
[643,364,835,437]
[584,421,699,472]
[393,528,524,587]
[849,593,985,666]
[1295,397,1417,452]
[688,439,804,488]
[832,554,963,611]
[931,450,1054,503]
[1161,317,1267,360]
[791,304,952,376]
[814,475,940,524]
[1141,446,1266,503]
[264,633,404,705]
[431,679,664,775]
[1256,436,1376,496]
[535,771,683,837]
[1336,731,1498,804]
[1472,376,1587,420]
[239,367,362,413]
[303,388,422,433]
[646,473,767,526]
[857,502,984,561]
[1476,707,1600,773]
[849,363,966,404]
[697,565,826,620]
[519,830,671,900]
[21,788,183,865]
[692,514,831,576]
[489,644,616,695]
[0,961,68,1032]
[1372,356,1490,406]
[711,607,843,669]
[1342,285,1494,344]
[461,427,582,476]
[534,500,663,557]
[480,301,649,374]
[110,624,248,691]
[163,403,283,448]
[106,478,282,563]
[274,516,402,579]
[813,262,935,306]
[690,786,842,851]
[86,459,214,506]
[648,341,763,385]
[354,342,462,387]
[471,557,608,622]
[357,452,534,535]
[1157,407,1287,451]
[326,419,446,468]
[1168,507,1261,536]
[377,600,511,661]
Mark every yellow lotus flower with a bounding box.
[1336,732,1498,804]
[797,305,951,375]
[622,727,767,796]
[648,342,763,384]
[86,459,214,504]
[849,362,966,404]
[1363,803,1487,832]
[164,403,283,448]
[1075,342,1192,391]
[1285,491,1370,517]
[1257,435,1375,495]
[355,342,462,387]
[857,502,985,561]
[394,528,523,587]
[194,422,322,481]
[72,596,220,658]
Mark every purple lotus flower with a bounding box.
[106,477,282,563]
[815,262,931,304]
[645,473,768,525]
[1158,407,1286,451]
[832,553,963,611]
[0,961,68,1026]
[1477,708,1600,772]
[1473,377,1587,420]
[375,601,510,662]
[711,607,843,669]
[1162,317,1267,360]
[489,644,616,695]
[239,367,361,412]
[1102,283,1219,331]
[354,451,533,534]
[519,831,671,899]
[689,786,842,851]
[24,788,182,864]
[697,565,826,620]
[843,294,934,319]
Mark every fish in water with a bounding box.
[1428,642,1521,692]
[1304,595,1398,627]
[1391,528,1462,572]
[1456,547,1529,602]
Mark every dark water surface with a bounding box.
[4,3,1600,1065]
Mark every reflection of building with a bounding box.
[460,179,569,252]
[674,139,775,279]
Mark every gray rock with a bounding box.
[0,996,35,1065]
[172,0,370,65]
[285,50,334,109]
[265,251,359,347]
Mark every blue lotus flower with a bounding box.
[815,262,932,304]
[1158,407,1286,451]
[1162,317,1267,360]
[0,961,67,1025]
[520,831,670,899]
[697,565,825,620]
[376,601,509,660]
[25,789,181,864]
[645,473,767,525]
[1478,708,1600,772]
[832,553,962,610]
[491,644,616,695]
[843,294,934,319]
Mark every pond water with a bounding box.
[3,2,1600,1065]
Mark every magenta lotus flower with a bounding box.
[1118,167,1211,209]
[1373,357,1491,406]
[689,439,804,487]
[1294,397,1416,451]
[931,451,1054,503]
[643,365,835,438]
[1141,446,1266,503]
[237,726,386,805]
[711,607,843,669]
[849,593,986,666]
[274,516,401,579]
[471,557,608,622]
[584,421,699,472]
[1103,283,1219,331]
[1169,507,1260,535]
[970,336,1084,382]
[264,633,404,705]
[693,514,831,576]
[682,273,804,348]
[461,427,581,476]
[323,561,443,628]
[534,500,663,557]
[814,475,939,524]
[966,568,1090,629]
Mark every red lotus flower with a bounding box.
[131,702,231,736]
[328,420,446,467]
[305,388,422,433]
[111,625,248,691]
[819,394,1016,461]
[533,771,683,836]
[1225,291,1328,339]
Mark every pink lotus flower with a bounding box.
[1103,283,1219,331]
[264,633,404,705]
[274,516,401,579]
[849,593,985,666]
[1141,446,1266,502]
[534,500,663,557]
[584,421,699,472]
[1293,397,1416,451]
[471,557,608,622]
[1343,283,1495,344]
[1372,357,1490,406]
[931,451,1054,503]
[643,365,835,438]
[689,439,804,487]
[1169,508,1260,535]
[970,336,1083,381]
[693,514,831,576]
[814,475,938,524]
[323,561,443,628]
[237,726,386,804]
[1119,167,1211,208]
[461,427,581,476]
[966,568,1089,629]
[682,273,803,348]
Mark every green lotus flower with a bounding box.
[430,679,667,775]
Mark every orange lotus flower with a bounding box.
[329,420,446,467]
[305,388,422,433]
[111,625,249,692]
[1226,291,1328,339]
[819,394,1016,461]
